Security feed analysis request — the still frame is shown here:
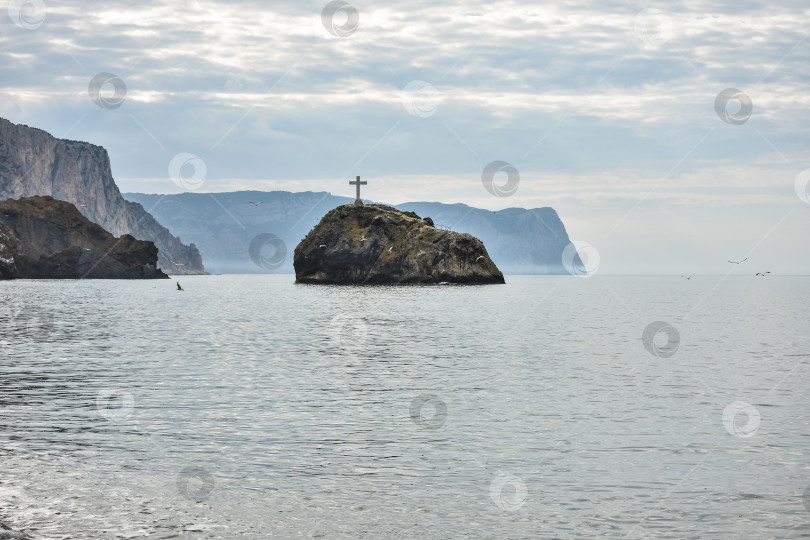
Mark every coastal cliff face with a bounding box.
[0,117,204,274]
[294,204,505,284]
[0,196,167,279]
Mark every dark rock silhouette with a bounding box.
[294,204,504,284]
[0,196,168,279]
[0,117,204,274]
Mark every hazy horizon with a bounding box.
[3,1,809,274]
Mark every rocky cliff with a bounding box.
[294,204,505,284]
[0,117,204,274]
[0,196,168,279]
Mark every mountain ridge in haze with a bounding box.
[123,190,580,275]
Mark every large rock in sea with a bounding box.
[0,117,204,274]
[294,204,505,284]
[0,196,168,279]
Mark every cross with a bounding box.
[350,175,367,206]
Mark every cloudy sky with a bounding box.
[2,0,809,273]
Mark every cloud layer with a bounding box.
[2,0,809,272]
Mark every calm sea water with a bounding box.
[1,275,809,539]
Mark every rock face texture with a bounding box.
[0,196,168,279]
[294,204,505,284]
[0,117,204,274]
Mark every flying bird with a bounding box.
[681,273,695,280]
[755,271,770,276]
[319,244,326,248]
[360,235,366,242]
[249,201,263,206]
[475,256,485,262]
[176,281,184,291]
[728,258,748,264]
[388,246,393,252]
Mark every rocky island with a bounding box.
[294,204,505,284]
[0,196,168,280]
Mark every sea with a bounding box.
[0,275,808,539]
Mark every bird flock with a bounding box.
[682,257,769,279]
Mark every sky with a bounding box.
[2,0,809,274]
